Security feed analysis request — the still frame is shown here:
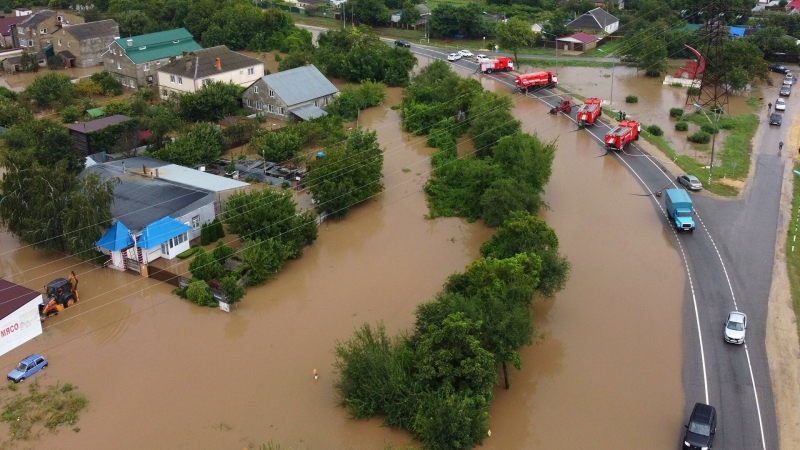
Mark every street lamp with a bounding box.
[542,31,558,75]
[597,48,615,108]
[693,103,720,186]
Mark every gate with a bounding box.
[148,266,181,287]
[126,258,140,273]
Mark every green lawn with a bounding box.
[788,161,800,342]
[582,39,624,57]
[518,58,614,69]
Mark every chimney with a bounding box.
[155,168,159,178]
[185,58,192,71]
[121,161,125,173]
[215,58,221,70]
[126,38,132,47]
[143,164,147,174]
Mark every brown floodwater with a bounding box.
[0,56,684,450]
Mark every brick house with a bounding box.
[52,19,119,68]
[242,65,338,121]
[104,28,202,89]
[157,45,264,98]
[10,9,57,52]
[0,15,27,48]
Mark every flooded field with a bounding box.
[0,56,684,449]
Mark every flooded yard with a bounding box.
[0,56,684,450]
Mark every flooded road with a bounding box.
[0,57,684,449]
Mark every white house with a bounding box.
[0,279,43,357]
[157,45,264,98]
[567,8,619,35]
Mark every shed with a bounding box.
[0,279,43,357]
[66,114,132,156]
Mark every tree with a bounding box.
[114,9,155,36]
[479,178,540,227]
[492,132,556,195]
[238,238,289,285]
[61,172,118,259]
[188,249,225,282]
[247,129,304,163]
[0,97,33,128]
[186,280,215,306]
[496,17,536,66]
[24,71,75,109]
[468,91,520,157]
[19,51,40,73]
[222,189,318,258]
[144,105,180,150]
[412,389,491,450]
[220,276,245,303]
[150,122,225,166]
[306,127,384,218]
[80,6,103,22]
[621,28,668,77]
[2,118,84,174]
[74,79,102,97]
[179,81,244,122]
[212,240,235,265]
[90,71,123,96]
[399,0,420,29]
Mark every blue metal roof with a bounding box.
[136,216,191,249]
[729,27,746,37]
[96,221,134,251]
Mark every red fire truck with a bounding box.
[577,98,602,128]
[515,71,557,92]
[605,120,641,151]
[479,57,514,73]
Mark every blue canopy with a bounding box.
[136,216,191,249]
[95,221,134,251]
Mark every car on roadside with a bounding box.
[784,74,793,86]
[770,113,783,126]
[447,53,461,61]
[776,98,787,111]
[394,39,411,48]
[780,85,791,97]
[7,354,47,383]
[683,403,717,449]
[476,54,489,62]
[770,64,790,74]
[724,311,747,344]
[677,174,702,191]
[458,49,474,58]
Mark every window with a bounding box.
[161,242,168,254]
[256,101,263,111]
[57,38,61,46]
[20,40,26,47]
[268,89,274,98]
[268,104,274,113]
[246,98,251,107]
[116,61,121,70]
[17,28,24,36]
[314,100,319,107]
[143,62,150,71]
[192,216,200,229]
[253,86,259,94]
[169,75,175,83]
[325,96,330,105]
[138,46,146,50]
[247,67,254,76]
[40,28,46,34]
[27,39,33,47]
[177,77,183,85]
[279,106,284,115]
[156,60,161,67]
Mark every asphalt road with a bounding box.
[403,42,783,449]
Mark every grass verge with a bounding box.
[0,380,88,441]
[788,161,800,342]
[518,58,615,69]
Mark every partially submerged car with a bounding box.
[780,85,791,97]
[7,354,47,383]
[776,98,787,111]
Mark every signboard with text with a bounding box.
[0,296,43,357]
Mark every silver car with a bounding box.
[724,311,747,344]
[678,174,702,191]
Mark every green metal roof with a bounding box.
[114,28,202,64]
[86,107,104,118]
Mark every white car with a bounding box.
[458,50,474,58]
[447,53,461,61]
[784,74,793,86]
[724,311,747,344]
[776,98,787,111]
[476,54,489,62]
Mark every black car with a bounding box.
[781,85,791,97]
[770,113,783,126]
[770,64,790,74]
[683,403,717,449]
[395,39,411,48]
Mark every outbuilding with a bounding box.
[0,279,43,357]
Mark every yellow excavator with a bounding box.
[39,276,80,321]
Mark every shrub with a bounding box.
[687,86,700,96]
[718,120,735,130]
[675,121,688,131]
[186,280,216,307]
[200,223,211,245]
[213,218,225,240]
[220,276,245,303]
[212,240,235,265]
[274,54,282,62]
[669,108,684,118]
[60,105,83,123]
[646,125,663,136]
[188,249,225,281]
[688,131,710,144]
[89,71,123,96]
[625,95,638,103]
[700,123,718,134]
[177,246,202,259]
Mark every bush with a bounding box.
[60,105,83,123]
[177,246,202,259]
[669,108,684,118]
[89,71,123,96]
[220,276,245,303]
[200,223,211,245]
[213,218,225,240]
[646,125,663,136]
[188,249,225,281]
[687,86,700,96]
[675,121,688,131]
[625,95,638,103]
[688,131,711,144]
[212,240,235,265]
[700,123,718,134]
[186,280,216,307]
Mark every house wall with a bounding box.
[105,41,182,89]
[157,62,264,97]
[241,78,334,121]
[53,27,118,67]
[174,202,216,242]
[14,14,58,52]
[604,22,618,34]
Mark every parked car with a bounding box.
[7,354,47,383]
[394,39,411,48]
[724,311,747,344]
[447,53,461,61]
[770,64,790,74]
[458,49,474,57]
[683,403,717,449]
[776,98,787,111]
[677,174,702,191]
[784,74,793,86]
[780,85,791,97]
[770,113,783,126]
[476,54,489,62]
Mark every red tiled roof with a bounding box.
[788,0,800,9]
[563,32,599,43]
